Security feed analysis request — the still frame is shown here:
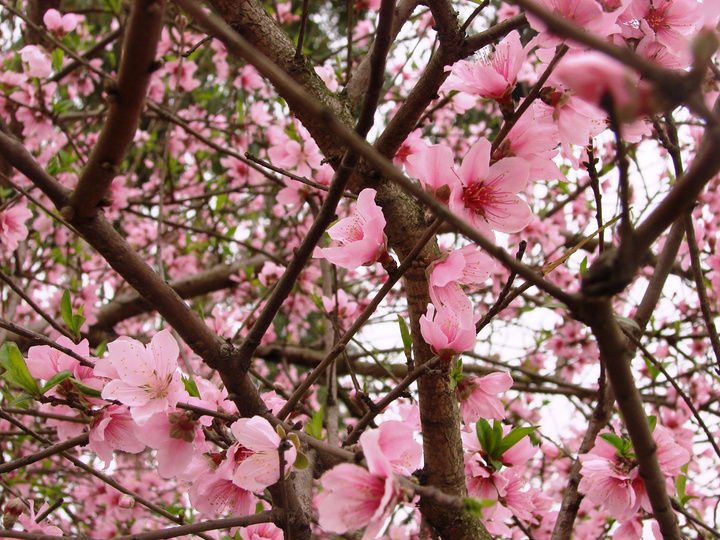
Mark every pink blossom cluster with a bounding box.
[578,426,690,524]
[18,329,299,531]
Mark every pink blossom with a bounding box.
[406,144,457,201]
[230,416,297,492]
[457,371,513,425]
[526,0,621,48]
[314,189,389,270]
[372,421,422,475]
[189,452,256,516]
[43,8,83,34]
[428,244,495,291]
[135,410,207,479]
[420,303,476,360]
[97,329,188,425]
[441,31,527,102]
[18,501,63,536]
[621,0,700,52]
[89,404,146,467]
[0,201,33,251]
[238,522,284,540]
[492,101,565,182]
[322,288,359,318]
[554,52,654,121]
[448,139,532,239]
[578,451,639,519]
[267,127,324,178]
[164,59,200,92]
[19,45,53,78]
[317,429,403,539]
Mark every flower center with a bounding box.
[646,6,668,33]
[462,181,512,221]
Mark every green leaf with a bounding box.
[183,375,201,398]
[41,370,73,394]
[579,256,588,275]
[542,301,568,310]
[9,394,35,407]
[462,497,496,517]
[305,405,324,440]
[293,452,309,470]
[51,48,64,71]
[647,415,657,433]
[643,356,660,380]
[0,342,40,396]
[397,315,413,359]
[60,290,73,329]
[676,463,689,501]
[94,341,108,357]
[599,432,625,452]
[450,358,465,388]
[60,290,86,339]
[497,425,539,457]
[615,314,640,332]
[69,378,102,398]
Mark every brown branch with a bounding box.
[275,217,444,421]
[353,0,396,138]
[0,431,89,475]
[345,0,421,106]
[69,0,167,219]
[575,298,680,539]
[112,511,280,540]
[87,256,268,343]
[684,213,720,371]
[0,408,211,537]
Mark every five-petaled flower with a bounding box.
[97,329,188,425]
[314,188,389,270]
[449,138,532,239]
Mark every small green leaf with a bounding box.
[51,48,63,71]
[41,370,73,394]
[599,432,625,452]
[94,341,108,357]
[579,256,588,275]
[60,290,73,329]
[293,452,309,470]
[450,358,465,388]
[69,378,102,398]
[542,301,568,310]
[615,314,640,332]
[397,315,413,359]
[647,415,657,433]
[676,463,689,501]
[183,375,201,398]
[305,405,324,440]
[643,356,660,380]
[462,497,496,518]
[497,425,539,457]
[8,394,35,407]
[0,342,40,396]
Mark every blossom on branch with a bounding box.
[97,329,188,425]
[230,416,297,493]
[314,188,389,270]
[0,201,32,252]
[554,52,655,121]
[449,139,532,239]
[317,428,404,539]
[457,371,514,425]
[442,30,528,104]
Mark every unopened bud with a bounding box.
[3,497,24,528]
[118,494,135,509]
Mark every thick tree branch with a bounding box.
[69,0,167,219]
